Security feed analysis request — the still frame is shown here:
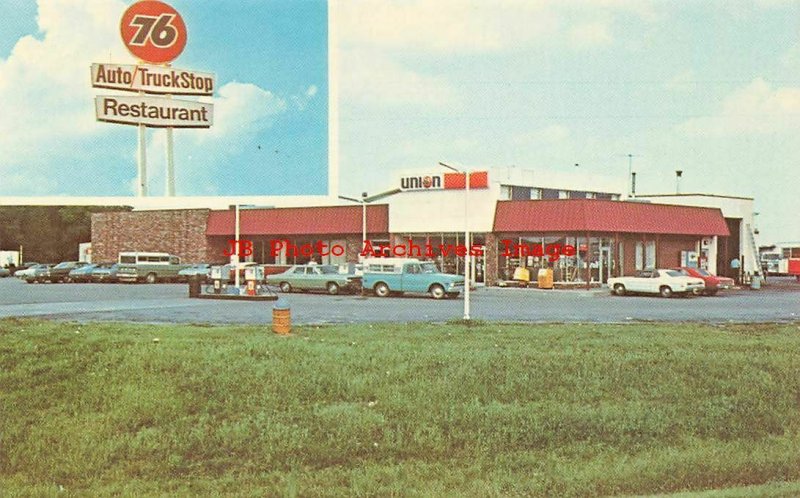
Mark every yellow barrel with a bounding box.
[537,268,554,289]
[272,308,291,335]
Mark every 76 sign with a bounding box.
[120,0,187,64]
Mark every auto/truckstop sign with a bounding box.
[91,0,215,196]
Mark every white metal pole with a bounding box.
[362,201,367,249]
[464,171,471,320]
[165,63,175,197]
[165,127,175,196]
[234,204,240,289]
[137,124,148,196]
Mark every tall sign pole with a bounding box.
[138,122,148,196]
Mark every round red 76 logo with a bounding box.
[120,1,187,64]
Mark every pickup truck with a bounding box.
[362,258,464,299]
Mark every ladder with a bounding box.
[745,223,761,277]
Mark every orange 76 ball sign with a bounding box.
[120,0,187,64]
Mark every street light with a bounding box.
[438,161,471,321]
[338,192,368,250]
[339,188,403,259]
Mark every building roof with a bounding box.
[493,199,730,236]
[637,193,754,201]
[206,204,389,236]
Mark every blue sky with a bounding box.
[0,0,327,196]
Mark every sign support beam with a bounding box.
[137,122,148,196]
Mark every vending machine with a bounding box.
[681,250,699,268]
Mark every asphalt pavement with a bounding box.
[1,276,798,325]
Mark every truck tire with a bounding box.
[374,282,390,297]
[429,284,446,299]
[145,273,157,284]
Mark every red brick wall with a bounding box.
[657,236,699,269]
[91,209,210,264]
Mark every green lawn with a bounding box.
[1,318,800,497]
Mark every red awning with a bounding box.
[206,204,389,236]
[493,199,729,236]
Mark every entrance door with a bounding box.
[600,246,612,283]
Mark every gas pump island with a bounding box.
[193,264,278,301]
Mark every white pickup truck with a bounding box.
[608,269,705,298]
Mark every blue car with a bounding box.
[68,264,98,283]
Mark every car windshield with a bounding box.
[665,270,683,277]
[696,269,711,276]
[420,262,439,273]
[54,263,69,269]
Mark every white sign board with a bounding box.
[95,95,213,128]
[91,63,214,96]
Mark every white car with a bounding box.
[608,269,705,298]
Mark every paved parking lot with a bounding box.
[0,277,798,325]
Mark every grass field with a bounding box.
[2,318,800,497]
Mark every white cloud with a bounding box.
[339,48,457,109]
[568,21,613,48]
[678,78,800,136]
[512,125,571,146]
[665,70,696,92]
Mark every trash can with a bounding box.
[272,298,291,335]
[537,268,554,289]
[512,266,530,287]
[188,275,201,298]
[750,274,762,290]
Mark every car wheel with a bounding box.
[374,282,390,297]
[613,284,626,296]
[63,277,71,284]
[659,286,673,298]
[326,282,340,295]
[429,284,446,300]
[145,273,157,284]
[280,282,292,293]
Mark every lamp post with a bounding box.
[234,204,240,289]
[439,161,470,321]
[339,192,368,253]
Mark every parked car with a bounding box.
[0,267,10,278]
[25,264,54,283]
[12,262,38,276]
[361,258,464,299]
[68,264,98,283]
[672,267,735,296]
[91,263,119,283]
[266,264,361,295]
[608,269,705,298]
[48,261,90,283]
[177,263,211,282]
[15,264,41,279]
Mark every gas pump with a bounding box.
[210,265,225,294]
[244,265,264,296]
